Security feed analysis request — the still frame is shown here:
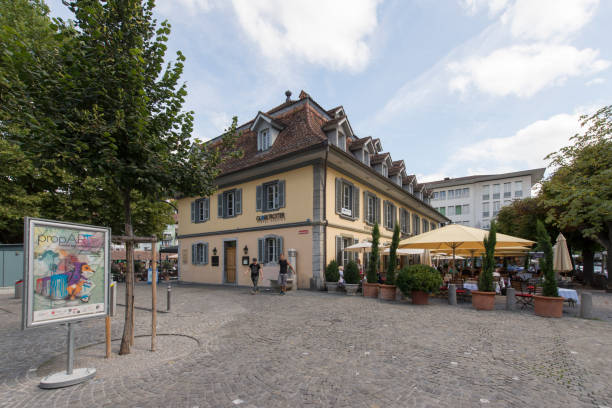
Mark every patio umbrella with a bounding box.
[344,241,374,253]
[553,233,573,273]
[399,224,534,273]
[382,248,422,255]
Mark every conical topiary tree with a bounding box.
[367,223,380,283]
[479,221,496,292]
[386,223,401,285]
[537,220,558,297]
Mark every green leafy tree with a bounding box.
[2,0,239,354]
[386,223,400,285]
[367,223,380,283]
[541,106,612,289]
[479,221,496,292]
[537,220,558,297]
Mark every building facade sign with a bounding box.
[256,212,285,223]
[23,218,110,328]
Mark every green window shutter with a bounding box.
[278,180,285,208]
[191,201,196,223]
[393,205,397,227]
[376,197,381,224]
[192,244,196,265]
[353,186,360,219]
[336,236,342,265]
[383,201,388,228]
[363,191,368,222]
[218,194,223,218]
[235,189,242,215]
[203,243,209,265]
[258,238,264,263]
[256,185,263,211]
[335,178,342,214]
[204,198,210,221]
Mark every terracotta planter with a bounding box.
[379,284,397,301]
[411,291,429,305]
[326,282,338,293]
[472,291,496,310]
[534,295,564,318]
[345,284,359,295]
[362,282,379,298]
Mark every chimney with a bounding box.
[285,90,292,102]
[444,177,450,180]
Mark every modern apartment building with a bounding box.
[425,168,545,229]
[176,91,448,289]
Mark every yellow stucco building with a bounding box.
[177,91,449,289]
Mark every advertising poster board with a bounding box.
[23,218,110,329]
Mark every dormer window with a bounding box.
[258,128,271,151]
[363,150,370,166]
[338,132,346,151]
[382,164,388,177]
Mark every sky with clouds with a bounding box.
[46,0,611,182]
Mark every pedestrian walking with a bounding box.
[278,253,295,295]
[249,258,262,294]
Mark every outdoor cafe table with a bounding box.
[558,288,580,304]
[463,282,501,294]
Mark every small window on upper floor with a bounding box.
[258,128,271,151]
[363,150,370,166]
[381,164,388,177]
[338,132,346,151]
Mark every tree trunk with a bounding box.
[119,190,134,355]
[583,247,594,287]
[606,224,612,292]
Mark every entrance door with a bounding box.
[224,241,236,284]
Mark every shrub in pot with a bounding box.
[363,223,381,298]
[344,261,360,295]
[380,223,400,301]
[397,264,442,305]
[534,221,563,318]
[325,261,340,293]
[472,221,497,310]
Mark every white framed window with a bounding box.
[482,202,490,218]
[504,182,511,198]
[338,132,346,151]
[433,192,439,200]
[447,206,455,216]
[266,183,278,210]
[219,189,242,218]
[482,185,490,200]
[258,235,283,264]
[191,198,210,223]
[439,190,446,200]
[258,128,270,151]
[257,180,285,212]
[342,237,352,266]
[382,164,388,177]
[493,201,501,216]
[492,184,500,199]
[226,191,235,217]
[192,242,209,265]
[342,183,353,216]
[366,194,377,224]
[462,204,469,214]
[463,188,469,197]
[412,214,420,234]
[515,181,523,197]
[363,150,370,165]
[384,201,396,230]
[266,237,276,263]
[448,189,454,199]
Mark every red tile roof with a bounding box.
[348,136,371,151]
[370,153,390,165]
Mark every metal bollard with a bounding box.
[167,284,171,312]
[580,292,592,319]
[448,284,457,305]
[109,282,117,317]
[506,287,516,311]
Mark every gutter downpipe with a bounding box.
[322,142,329,290]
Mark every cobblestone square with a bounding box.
[1,284,612,407]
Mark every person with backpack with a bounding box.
[249,258,262,294]
[278,253,295,295]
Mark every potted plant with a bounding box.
[344,261,360,295]
[472,221,497,310]
[380,223,400,301]
[534,221,564,317]
[397,264,443,305]
[325,260,340,293]
[363,223,381,298]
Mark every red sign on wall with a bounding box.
[298,230,309,235]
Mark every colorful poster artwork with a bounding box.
[29,223,108,324]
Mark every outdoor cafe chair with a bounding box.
[512,280,534,310]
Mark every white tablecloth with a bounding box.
[558,288,580,304]
[463,282,501,294]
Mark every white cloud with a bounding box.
[448,44,610,98]
[586,77,605,86]
[459,0,509,16]
[230,0,381,72]
[501,0,599,41]
[157,0,218,14]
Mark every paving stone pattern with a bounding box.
[1,284,612,407]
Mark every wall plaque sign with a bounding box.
[256,212,285,223]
